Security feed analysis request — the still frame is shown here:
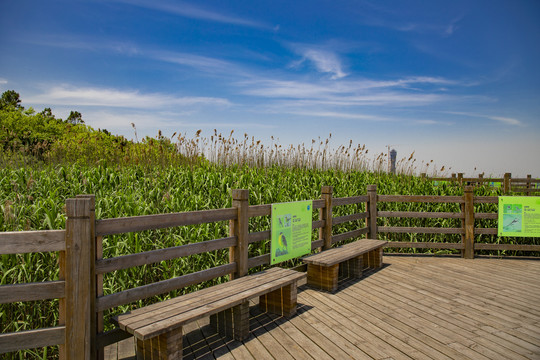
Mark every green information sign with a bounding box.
[498,196,540,237]
[271,200,313,265]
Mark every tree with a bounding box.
[66,110,84,124]
[0,90,23,110]
[40,107,55,119]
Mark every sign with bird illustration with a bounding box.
[498,197,540,237]
[271,200,313,265]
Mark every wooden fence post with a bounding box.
[320,186,333,250]
[504,172,511,194]
[65,197,94,359]
[457,173,464,185]
[527,174,532,196]
[229,189,249,279]
[76,195,99,360]
[463,186,474,259]
[478,173,484,186]
[367,185,378,239]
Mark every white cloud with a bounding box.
[114,0,269,29]
[0,78,8,85]
[445,111,523,126]
[290,45,348,79]
[489,116,522,126]
[27,85,231,109]
[301,49,348,79]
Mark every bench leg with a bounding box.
[259,282,298,317]
[135,326,183,360]
[364,247,383,269]
[339,256,363,279]
[307,263,339,293]
[210,301,250,341]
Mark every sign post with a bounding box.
[498,197,540,237]
[271,200,313,265]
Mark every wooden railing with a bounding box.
[423,172,540,195]
[1,185,539,358]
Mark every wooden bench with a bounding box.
[302,239,387,292]
[114,267,306,359]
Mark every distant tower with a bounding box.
[389,149,397,174]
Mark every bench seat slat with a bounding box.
[302,239,386,266]
[120,270,303,334]
[116,267,283,323]
[116,268,305,340]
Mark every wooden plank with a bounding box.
[378,194,464,203]
[320,186,333,250]
[378,211,463,219]
[312,199,325,209]
[303,239,386,266]
[95,207,237,236]
[331,227,369,243]
[463,186,475,259]
[0,280,65,303]
[248,254,270,268]
[385,242,464,249]
[97,262,236,311]
[248,230,270,244]
[473,196,498,204]
[378,226,464,234]
[332,195,369,206]
[474,243,540,251]
[96,236,236,274]
[0,230,65,254]
[65,197,92,359]
[247,204,271,217]
[332,212,368,225]
[129,271,306,340]
[230,189,249,279]
[475,213,497,220]
[0,327,65,354]
[475,228,497,235]
[113,268,289,323]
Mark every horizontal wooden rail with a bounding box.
[475,228,497,235]
[378,195,464,203]
[331,227,369,244]
[0,327,65,354]
[248,204,271,217]
[333,212,368,225]
[248,230,270,244]
[0,281,65,303]
[473,196,498,204]
[385,242,464,249]
[379,226,464,234]
[96,263,236,311]
[378,211,463,219]
[474,213,497,220]
[332,195,369,206]
[96,208,238,236]
[0,230,65,254]
[248,254,270,268]
[96,237,237,274]
[474,244,540,251]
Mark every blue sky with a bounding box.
[1,0,539,176]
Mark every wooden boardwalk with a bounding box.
[105,256,540,359]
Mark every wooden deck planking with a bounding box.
[105,256,540,359]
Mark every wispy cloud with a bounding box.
[113,0,270,29]
[0,78,8,85]
[446,111,523,126]
[239,77,451,107]
[27,85,231,109]
[289,44,348,79]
